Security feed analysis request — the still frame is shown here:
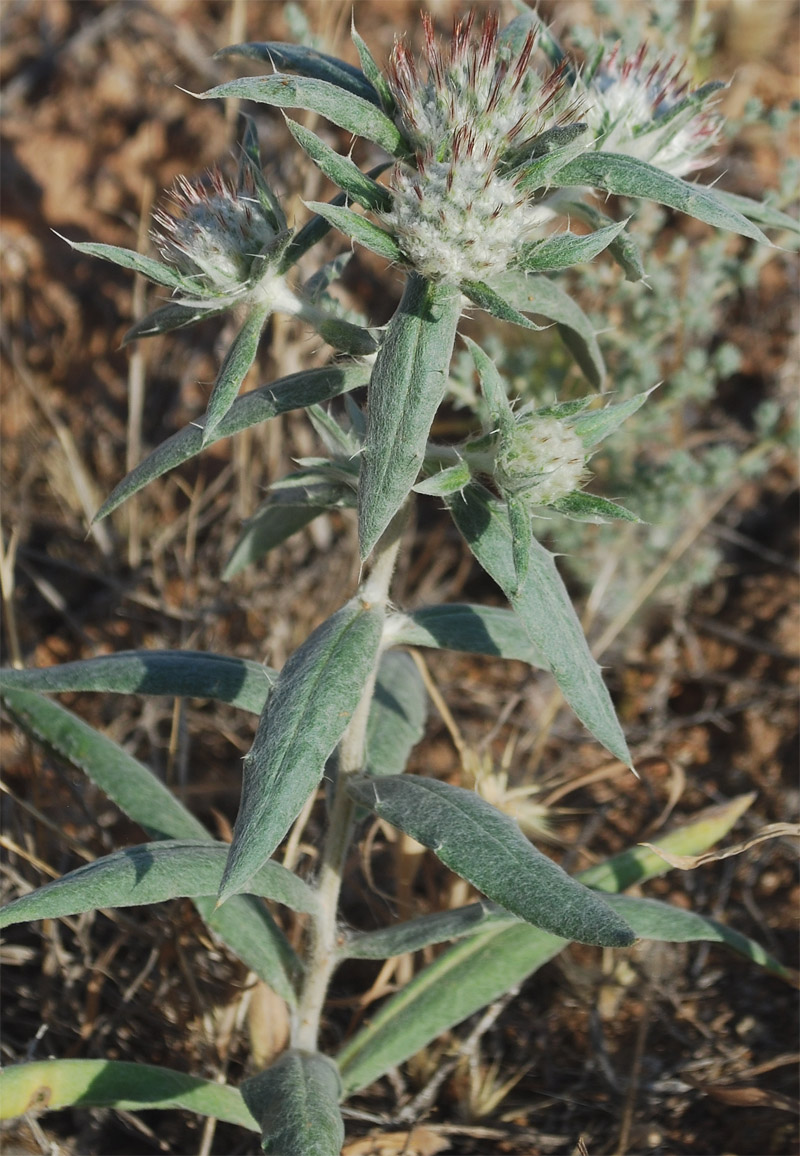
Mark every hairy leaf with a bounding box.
[219,598,384,902]
[241,1051,344,1156]
[285,118,392,212]
[386,604,546,667]
[365,651,427,777]
[304,200,404,263]
[216,40,380,105]
[342,902,514,959]
[347,775,635,946]
[203,308,269,446]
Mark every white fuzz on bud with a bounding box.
[495,415,586,505]
[381,12,579,283]
[581,44,723,176]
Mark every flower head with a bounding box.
[494,413,587,505]
[581,44,723,176]
[380,11,582,283]
[153,168,287,311]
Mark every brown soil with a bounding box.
[1,3,798,1155]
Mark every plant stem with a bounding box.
[294,506,408,1051]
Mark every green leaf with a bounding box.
[571,387,654,449]
[337,793,761,1092]
[351,23,396,114]
[342,901,515,960]
[122,302,211,344]
[517,219,628,272]
[460,279,545,331]
[202,307,268,447]
[285,118,392,212]
[312,314,378,357]
[489,272,605,388]
[0,649,273,713]
[550,491,641,523]
[556,199,645,281]
[386,604,546,667]
[347,774,635,947]
[200,74,406,158]
[602,894,797,985]
[303,200,403,263]
[219,597,385,903]
[1,689,301,1003]
[216,41,381,107]
[0,839,318,928]
[366,651,427,777]
[555,153,770,243]
[413,460,472,497]
[359,274,462,558]
[463,336,514,432]
[61,239,198,292]
[712,189,800,235]
[95,363,369,520]
[0,1060,258,1130]
[279,164,391,271]
[238,115,288,233]
[241,1051,344,1156]
[224,496,350,579]
[447,484,631,765]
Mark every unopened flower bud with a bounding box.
[495,415,586,505]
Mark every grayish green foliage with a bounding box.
[304,200,404,263]
[219,598,385,903]
[365,650,427,777]
[447,484,632,765]
[0,840,318,928]
[387,604,546,667]
[216,41,381,106]
[347,774,636,946]
[1,689,301,1002]
[359,275,462,558]
[518,219,628,272]
[285,118,392,212]
[241,1051,344,1156]
[0,650,275,713]
[200,74,406,157]
[341,902,515,959]
[95,364,369,521]
[202,307,269,445]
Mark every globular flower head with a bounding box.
[153,168,286,310]
[380,11,582,283]
[581,43,724,176]
[495,414,587,505]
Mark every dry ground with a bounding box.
[1,2,798,1154]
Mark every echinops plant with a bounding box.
[1,9,797,1154]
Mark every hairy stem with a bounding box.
[294,506,408,1051]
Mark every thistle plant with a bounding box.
[1,10,796,1154]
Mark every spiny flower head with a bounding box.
[581,43,724,176]
[381,11,582,283]
[494,413,587,506]
[153,168,285,310]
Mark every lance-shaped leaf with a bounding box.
[365,651,427,777]
[303,200,403,263]
[1,689,300,1003]
[489,272,605,388]
[359,274,462,559]
[337,793,762,1092]
[202,307,269,446]
[216,41,380,106]
[123,302,211,345]
[556,199,645,281]
[238,114,287,233]
[602,895,798,985]
[61,238,199,293]
[0,1060,258,1130]
[351,23,396,113]
[219,597,385,903]
[0,650,273,714]
[460,279,546,331]
[347,774,635,947]
[386,604,546,667]
[571,386,655,449]
[550,491,640,523]
[342,901,515,960]
[0,839,318,928]
[241,1051,344,1156]
[447,484,631,765]
[712,189,800,235]
[199,74,407,158]
[413,459,472,497]
[279,163,391,271]
[517,219,628,273]
[554,152,769,243]
[224,487,354,579]
[285,118,392,213]
[95,363,369,521]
